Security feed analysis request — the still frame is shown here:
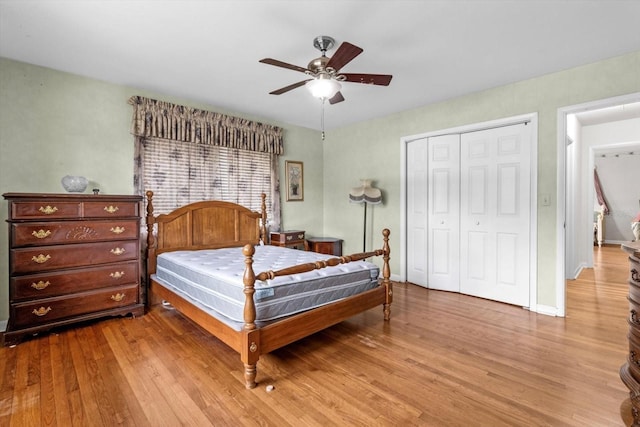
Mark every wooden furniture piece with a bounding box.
[145,191,392,389]
[2,192,144,346]
[270,230,306,250]
[594,205,605,247]
[306,236,343,256]
[620,240,640,426]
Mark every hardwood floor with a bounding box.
[0,245,632,426]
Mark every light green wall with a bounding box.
[323,50,640,308]
[0,57,322,323]
[1,51,639,323]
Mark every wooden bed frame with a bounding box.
[144,191,392,389]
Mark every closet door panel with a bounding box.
[427,134,460,292]
[460,123,530,306]
[407,139,428,286]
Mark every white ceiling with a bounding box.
[1,0,640,131]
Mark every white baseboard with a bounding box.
[534,304,561,317]
[567,263,587,280]
[0,320,7,332]
[604,239,629,246]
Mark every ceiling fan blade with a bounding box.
[326,42,363,72]
[328,91,345,105]
[269,80,311,95]
[340,73,393,86]
[259,58,309,74]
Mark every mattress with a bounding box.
[153,245,379,328]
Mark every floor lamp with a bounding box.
[349,179,382,252]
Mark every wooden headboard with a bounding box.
[145,191,267,274]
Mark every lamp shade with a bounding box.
[349,179,382,204]
[306,77,341,99]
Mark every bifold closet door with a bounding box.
[427,134,460,292]
[406,138,428,286]
[406,134,460,290]
[459,123,531,306]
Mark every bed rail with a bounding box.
[241,228,392,331]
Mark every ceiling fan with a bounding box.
[259,35,393,105]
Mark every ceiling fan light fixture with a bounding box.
[306,76,341,100]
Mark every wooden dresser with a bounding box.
[2,193,144,346]
[620,240,640,426]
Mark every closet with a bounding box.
[406,121,533,307]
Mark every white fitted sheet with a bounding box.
[153,245,379,329]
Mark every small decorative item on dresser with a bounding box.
[61,175,88,193]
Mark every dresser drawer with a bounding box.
[11,220,140,247]
[10,283,139,328]
[628,329,640,382]
[9,199,139,220]
[631,259,640,286]
[630,283,640,305]
[84,201,139,218]
[629,298,640,342]
[10,240,139,274]
[11,201,81,220]
[10,260,139,301]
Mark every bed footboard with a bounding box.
[239,229,392,388]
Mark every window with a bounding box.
[129,96,283,229]
[139,137,278,227]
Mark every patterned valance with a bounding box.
[128,96,283,155]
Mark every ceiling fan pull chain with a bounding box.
[321,100,326,140]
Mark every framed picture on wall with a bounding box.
[285,160,304,201]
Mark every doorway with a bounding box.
[556,93,640,317]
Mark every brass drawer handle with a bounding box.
[110,271,125,279]
[110,226,125,234]
[298,234,304,239]
[111,293,125,302]
[286,235,292,241]
[38,206,58,215]
[31,281,50,290]
[110,248,126,256]
[32,229,52,239]
[633,269,639,283]
[32,307,52,317]
[32,254,51,264]
[104,205,119,214]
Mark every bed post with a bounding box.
[145,191,156,268]
[145,191,159,306]
[260,193,267,244]
[242,244,260,389]
[381,228,392,321]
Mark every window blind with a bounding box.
[142,137,273,218]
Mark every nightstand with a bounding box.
[306,237,343,256]
[270,230,306,250]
